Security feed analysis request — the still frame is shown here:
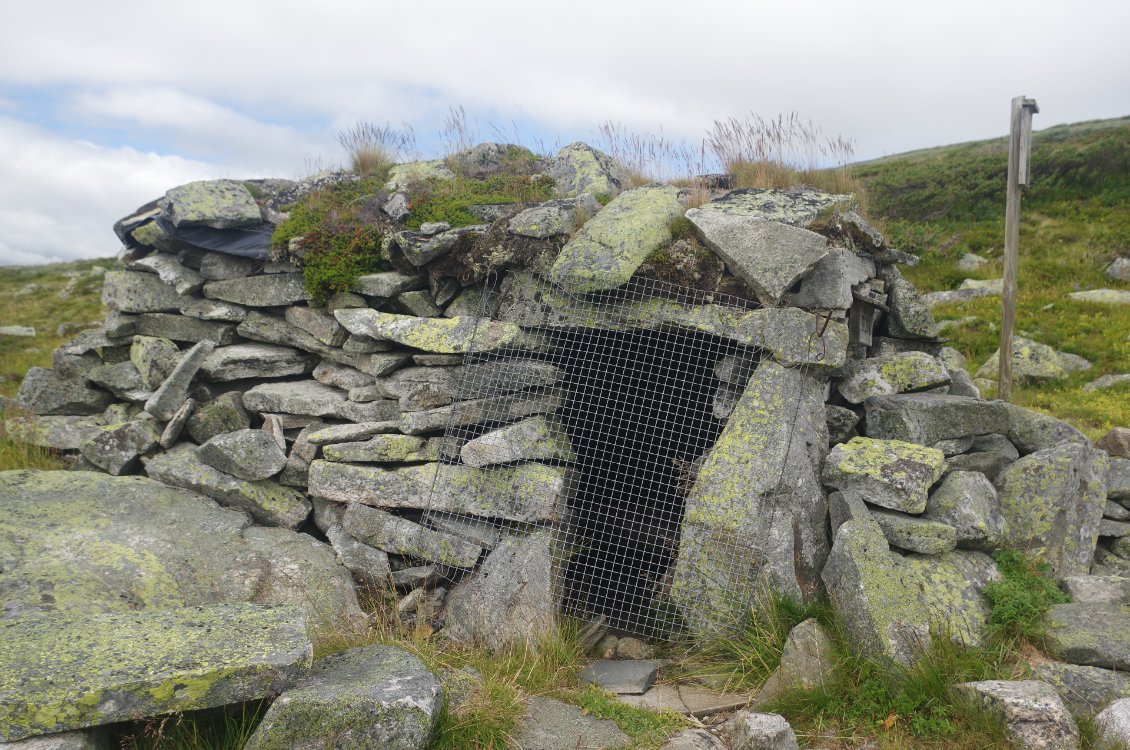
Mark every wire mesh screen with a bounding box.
[423,274,761,639]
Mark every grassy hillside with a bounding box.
[853,117,1130,437]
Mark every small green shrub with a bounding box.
[405,174,554,230]
[982,549,1070,643]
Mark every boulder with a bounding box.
[997,443,1107,578]
[549,185,681,293]
[1003,402,1089,455]
[1068,289,1130,305]
[400,388,564,435]
[383,159,455,193]
[445,530,556,650]
[17,368,112,416]
[825,404,860,445]
[203,274,308,307]
[2,415,111,451]
[324,524,391,588]
[200,343,312,381]
[198,252,259,280]
[159,398,195,448]
[79,420,160,476]
[0,604,309,743]
[308,460,569,524]
[1095,698,1130,748]
[821,437,946,514]
[686,207,831,306]
[954,680,1079,750]
[1097,427,1130,459]
[84,361,151,402]
[162,179,263,229]
[547,142,623,199]
[100,271,184,313]
[130,335,181,390]
[723,711,800,750]
[133,313,236,345]
[671,362,829,634]
[904,549,999,647]
[145,445,310,528]
[243,644,442,750]
[864,393,1009,446]
[781,247,875,309]
[836,351,950,404]
[334,310,522,354]
[460,415,575,468]
[0,729,112,749]
[579,660,659,695]
[924,470,1003,549]
[508,195,600,238]
[1044,603,1130,671]
[284,305,347,346]
[660,729,727,750]
[1036,662,1130,717]
[197,429,288,481]
[871,508,957,554]
[754,619,835,706]
[975,337,1091,383]
[1061,575,1130,604]
[323,435,439,463]
[1109,457,1130,502]
[348,271,425,298]
[242,526,364,636]
[180,298,247,322]
[306,421,401,446]
[822,514,929,664]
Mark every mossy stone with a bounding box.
[334,310,522,354]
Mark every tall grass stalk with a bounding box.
[336,122,417,177]
[597,121,707,186]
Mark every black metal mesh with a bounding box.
[424,275,759,638]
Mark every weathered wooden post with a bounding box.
[998,95,1039,401]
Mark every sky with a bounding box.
[1,0,1127,266]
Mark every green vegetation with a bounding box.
[982,550,1070,644]
[854,117,1130,437]
[336,122,417,178]
[115,702,268,750]
[404,173,554,230]
[271,177,389,306]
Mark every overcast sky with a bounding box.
[1,0,1127,265]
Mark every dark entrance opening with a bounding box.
[547,326,737,635]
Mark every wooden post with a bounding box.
[998,96,1038,401]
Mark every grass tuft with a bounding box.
[982,549,1070,646]
[336,122,416,178]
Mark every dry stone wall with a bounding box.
[4,142,1130,714]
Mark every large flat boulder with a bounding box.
[549,185,681,293]
[864,393,1009,445]
[954,680,1079,750]
[335,310,522,354]
[1044,603,1130,671]
[162,179,263,229]
[822,437,946,514]
[0,604,310,742]
[243,644,441,750]
[671,362,828,634]
[547,142,622,199]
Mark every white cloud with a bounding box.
[0,117,220,265]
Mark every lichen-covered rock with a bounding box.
[323,434,439,463]
[200,343,312,382]
[954,680,1079,750]
[243,644,441,750]
[241,526,364,636]
[335,310,522,354]
[508,195,599,238]
[1003,402,1089,455]
[400,388,564,435]
[0,604,310,742]
[308,460,569,524]
[686,205,831,306]
[242,380,398,422]
[324,524,391,588]
[825,405,860,445]
[348,271,425,298]
[672,362,828,634]
[822,437,946,514]
[145,445,311,528]
[162,180,263,229]
[17,368,112,416]
[906,549,999,647]
[924,470,1003,549]
[871,508,957,554]
[101,270,184,313]
[198,252,259,280]
[306,421,401,446]
[975,337,1091,383]
[864,393,1009,446]
[549,185,681,293]
[444,530,556,650]
[128,252,205,295]
[754,619,835,706]
[1108,457,1130,502]
[1097,427,1130,459]
[0,470,272,618]
[1068,289,1130,305]
[1,728,112,749]
[1036,662,1130,717]
[342,502,483,568]
[822,512,929,664]
[1061,575,1130,604]
[186,391,250,444]
[145,340,214,421]
[459,415,575,468]
[384,159,455,193]
[130,334,181,390]
[132,313,236,345]
[997,443,1107,578]
[547,142,623,199]
[881,265,939,339]
[1,415,110,451]
[197,429,288,481]
[1095,698,1130,748]
[836,352,950,404]
[203,274,307,307]
[79,419,160,476]
[723,711,800,750]
[782,247,876,309]
[1044,603,1130,671]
